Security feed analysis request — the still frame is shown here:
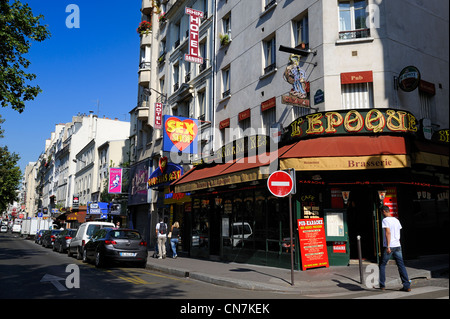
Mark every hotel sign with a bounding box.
[284,108,418,142]
[184,8,204,64]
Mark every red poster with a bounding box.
[382,187,399,218]
[298,218,329,271]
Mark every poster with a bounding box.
[297,218,329,271]
[382,187,399,218]
[108,168,122,194]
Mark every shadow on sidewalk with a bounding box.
[229,267,291,285]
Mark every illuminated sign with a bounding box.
[163,115,199,154]
[285,108,418,141]
[148,162,183,188]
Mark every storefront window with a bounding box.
[191,198,209,251]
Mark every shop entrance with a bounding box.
[346,188,379,261]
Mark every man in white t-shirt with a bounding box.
[379,206,411,292]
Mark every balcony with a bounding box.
[140,32,152,47]
[138,62,151,86]
[141,0,153,15]
[338,28,370,40]
[137,101,149,121]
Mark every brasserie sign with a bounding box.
[284,108,418,141]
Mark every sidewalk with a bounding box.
[145,252,448,294]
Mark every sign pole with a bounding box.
[289,192,294,286]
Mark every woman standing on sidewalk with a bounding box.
[170,222,180,258]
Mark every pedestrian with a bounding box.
[379,205,411,292]
[156,217,168,259]
[170,221,180,258]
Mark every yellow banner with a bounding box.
[280,155,410,171]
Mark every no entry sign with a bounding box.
[267,170,294,197]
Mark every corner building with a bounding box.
[157,0,448,270]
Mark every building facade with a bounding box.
[169,0,448,269]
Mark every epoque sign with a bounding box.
[284,108,418,141]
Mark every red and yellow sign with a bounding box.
[163,115,198,153]
[298,218,329,271]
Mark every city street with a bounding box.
[1,232,448,302]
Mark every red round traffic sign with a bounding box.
[267,170,293,197]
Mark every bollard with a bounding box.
[357,235,363,284]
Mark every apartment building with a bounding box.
[129,0,215,245]
[135,0,448,268]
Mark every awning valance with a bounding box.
[279,135,410,171]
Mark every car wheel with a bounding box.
[67,248,72,257]
[76,248,83,260]
[82,249,88,263]
[95,251,104,268]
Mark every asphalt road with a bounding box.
[1,231,448,305]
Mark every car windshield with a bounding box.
[109,230,142,240]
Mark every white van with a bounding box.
[67,221,115,259]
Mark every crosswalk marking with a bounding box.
[355,286,448,299]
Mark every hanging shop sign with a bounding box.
[297,218,329,271]
[163,115,199,154]
[398,66,421,92]
[148,161,184,188]
[184,7,204,64]
[282,54,310,107]
[108,168,123,194]
[284,108,418,142]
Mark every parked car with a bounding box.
[83,228,148,268]
[11,224,21,233]
[0,225,8,233]
[41,229,62,248]
[53,229,77,253]
[68,221,115,260]
[35,230,46,244]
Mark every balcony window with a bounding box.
[222,67,230,99]
[294,15,309,49]
[264,36,276,75]
[338,0,370,40]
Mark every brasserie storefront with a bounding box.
[171,109,449,270]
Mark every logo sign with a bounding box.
[148,162,184,188]
[163,115,198,154]
[72,195,79,209]
[155,102,163,129]
[108,168,123,194]
[398,66,420,92]
[267,170,294,197]
[184,7,204,64]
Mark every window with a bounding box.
[294,15,309,48]
[264,36,276,74]
[341,82,374,109]
[173,64,179,92]
[198,90,206,120]
[419,91,435,120]
[338,0,369,39]
[262,107,276,136]
[222,66,231,98]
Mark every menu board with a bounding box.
[297,218,329,271]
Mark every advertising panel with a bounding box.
[297,218,329,270]
[108,168,123,194]
[163,115,198,154]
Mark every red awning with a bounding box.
[280,135,410,171]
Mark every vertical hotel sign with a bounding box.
[108,168,123,194]
[184,7,203,64]
[155,102,163,129]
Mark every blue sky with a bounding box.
[0,0,142,173]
